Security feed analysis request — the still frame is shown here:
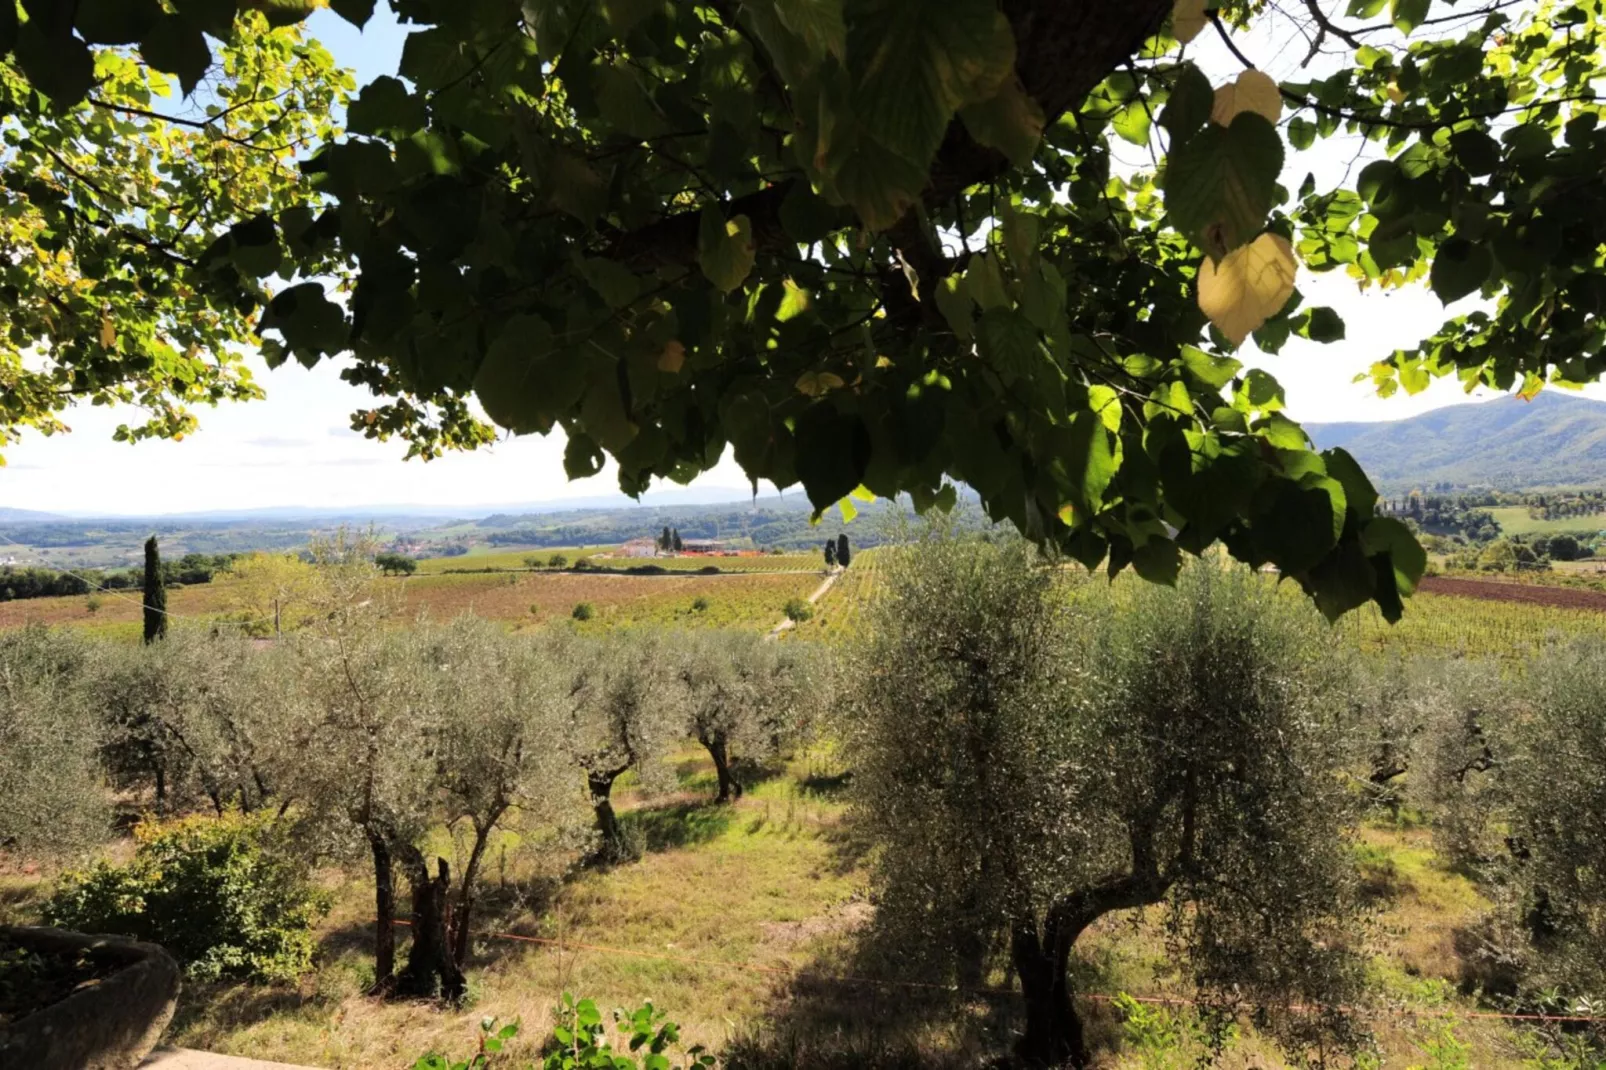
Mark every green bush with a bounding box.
[43,811,328,983]
[691,596,710,613]
[572,602,595,621]
[783,597,813,623]
[547,553,569,568]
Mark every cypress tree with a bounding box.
[660,525,672,551]
[672,528,683,552]
[836,533,851,568]
[824,539,836,568]
[142,535,167,644]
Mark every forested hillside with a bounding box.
[1308,393,1606,491]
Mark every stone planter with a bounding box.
[0,924,181,1070]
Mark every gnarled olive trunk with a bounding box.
[1011,915,1086,1069]
[451,810,504,969]
[394,848,466,1002]
[366,830,396,992]
[701,732,741,803]
[588,769,626,860]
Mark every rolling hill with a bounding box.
[1306,391,1606,491]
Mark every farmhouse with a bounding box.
[620,537,659,558]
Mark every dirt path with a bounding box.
[767,570,840,638]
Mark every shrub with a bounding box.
[43,811,328,983]
[548,553,569,568]
[544,994,715,1070]
[697,565,721,575]
[572,602,594,621]
[783,597,813,623]
[691,596,710,612]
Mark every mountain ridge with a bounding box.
[1306,391,1606,491]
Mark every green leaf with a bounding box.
[1179,345,1241,390]
[1362,515,1427,594]
[934,276,974,341]
[76,0,164,44]
[1163,113,1284,258]
[347,77,425,138]
[964,252,1009,311]
[976,307,1040,381]
[779,181,839,243]
[1346,0,1386,15]
[1429,239,1492,304]
[1159,63,1213,140]
[261,282,349,355]
[1060,409,1115,509]
[16,24,96,105]
[399,29,472,92]
[1132,539,1181,586]
[848,0,1015,168]
[1111,97,1152,147]
[794,404,869,511]
[578,258,641,309]
[329,0,376,26]
[1286,116,1317,151]
[1450,129,1500,176]
[595,62,668,138]
[698,208,756,293]
[601,0,658,35]
[1296,306,1346,343]
[773,0,847,60]
[137,17,211,97]
[958,77,1046,167]
[1390,0,1430,33]
[1321,446,1377,520]
[565,433,606,478]
[0,0,14,54]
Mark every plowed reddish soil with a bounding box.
[1418,575,1606,610]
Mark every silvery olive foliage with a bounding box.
[674,628,831,803]
[0,625,106,858]
[847,530,1365,1066]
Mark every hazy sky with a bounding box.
[6,4,1595,516]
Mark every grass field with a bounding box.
[1488,505,1606,537]
[1,750,1552,1069]
[415,548,825,575]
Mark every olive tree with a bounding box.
[0,626,107,859]
[1461,643,1606,1003]
[677,630,828,803]
[563,630,683,861]
[421,619,584,968]
[849,533,1364,1067]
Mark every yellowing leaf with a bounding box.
[1210,70,1282,127]
[777,279,812,321]
[1197,232,1297,347]
[1172,0,1208,44]
[99,313,115,349]
[698,208,756,293]
[657,340,685,373]
[796,370,845,396]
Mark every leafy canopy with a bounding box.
[9,0,1606,617]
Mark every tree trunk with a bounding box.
[1011,916,1087,1069]
[589,770,625,860]
[367,830,396,992]
[153,763,166,814]
[452,813,502,970]
[394,848,467,1002]
[703,733,741,803]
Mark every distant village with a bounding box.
[618,527,763,558]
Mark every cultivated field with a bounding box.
[1486,506,1606,537]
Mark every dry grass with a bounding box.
[162,753,866,1069]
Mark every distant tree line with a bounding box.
[0,551,239,603]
